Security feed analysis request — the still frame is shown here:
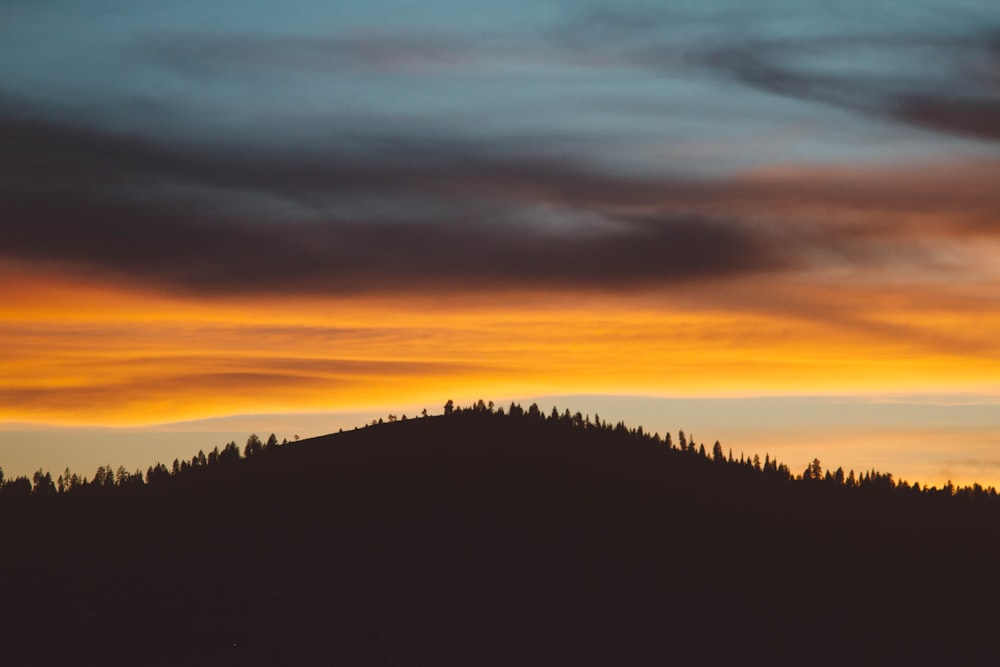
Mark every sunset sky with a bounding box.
[3,1,1000,487]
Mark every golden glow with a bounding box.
[3,263,1000,427]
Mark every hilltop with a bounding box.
[2,403,999,665]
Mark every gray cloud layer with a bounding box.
[1,110,791,296]
[4,7,1000,297]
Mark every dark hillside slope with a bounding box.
[3,411,1000,665]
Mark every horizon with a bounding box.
[3,1,1000,490]
[3,393,1000,491]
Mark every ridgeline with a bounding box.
[2,401,999,665]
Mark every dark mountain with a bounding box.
[2,406,999,665]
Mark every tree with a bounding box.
[265,434,279,450]
[32,469,56,495]
[712,441,725,463]
[94,465,115,487]
[444,399,454,416]
[244,434,263,458]
[221,441,241,464]
[1,475,31,497]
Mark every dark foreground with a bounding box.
[3,412,1000,665]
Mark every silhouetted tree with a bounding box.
[94,465,116,488]
[1,475,31,497]
[444,400,454,416]
[32,469,56,496]
[146,463,170,485]
[221,442,241,464]
[712,441,724,462]
[244,434,263,458]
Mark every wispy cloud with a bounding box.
[5,98,1000,299]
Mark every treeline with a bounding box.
[0,432,290,499]
[1,399,996,502]
[445,398,999,501]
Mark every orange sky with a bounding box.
[2,264,999,428]
[4,0,1000,490]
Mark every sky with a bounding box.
[2,0,1000,487]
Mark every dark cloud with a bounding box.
[890,94,1000,142]
[0,108,791,296]
[694,31,1000,142]
[548,7,1000,143]
[6,81,1000,299]
[0,187,785,296]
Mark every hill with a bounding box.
[2,405,999,665]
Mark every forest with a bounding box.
[3,401,1000,665]
[1,399,993,502]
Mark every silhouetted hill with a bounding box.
[3,408,999,665]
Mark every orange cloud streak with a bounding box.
[3,264,999,426]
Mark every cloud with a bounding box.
[146,32,489,77]
[890,94,1000,142]
[4,75,1000,300]
[545,7,1000,143]
[694,30,1000,142]
[0,107,795,296]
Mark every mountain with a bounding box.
[3,406,999,665]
